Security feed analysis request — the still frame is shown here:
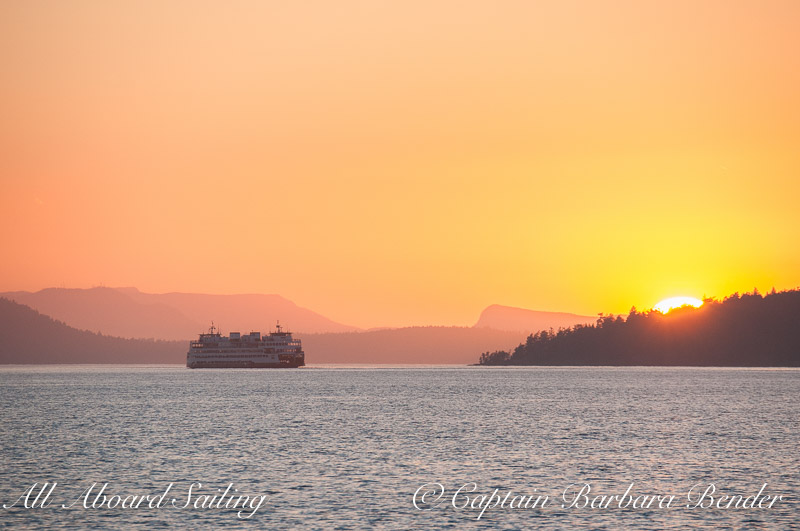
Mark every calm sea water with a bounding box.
[0,366,798,529]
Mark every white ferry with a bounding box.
[187,322,305,369]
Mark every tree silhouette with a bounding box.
[478,288,800,366]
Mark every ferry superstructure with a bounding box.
[187,323,305,368]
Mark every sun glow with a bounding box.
[653,296,704,314]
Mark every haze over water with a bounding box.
[1,366,797,529]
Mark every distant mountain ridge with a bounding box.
[1,288,601,341]
[474,304,595,332]
[1,287,359,339]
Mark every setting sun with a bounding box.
[653,297,704,314]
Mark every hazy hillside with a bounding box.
[1,287,359,339]
[479,289,800,367]
[299,327,527,364]
[0,299,525,364]
[0,298,184,364]
[1,288,199,340]
[118,288,359,335]
[474,304,595,333]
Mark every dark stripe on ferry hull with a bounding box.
[187,360,305,369]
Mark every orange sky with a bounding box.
[1,1,799,329]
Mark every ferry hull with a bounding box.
[187,359,304,369]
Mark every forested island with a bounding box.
[478,288,800,366]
